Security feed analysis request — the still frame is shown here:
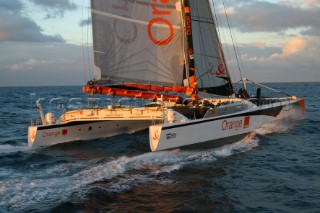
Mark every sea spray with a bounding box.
[255,107,304,135]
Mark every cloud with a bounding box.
[0,0,64,42]
[79,18,92,27]
[0,42,92,86]
[304,0,320,5]
[10,58,53,71]
[271,38,307,58]
[29,0,77,10]
[10,57,76,71]
[28,0,77,19]
[0,0,23,12]
[11,58,40,71]
[224,1,320,36]
[301,27,320,36]
[227,36,320,82]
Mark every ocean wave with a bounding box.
[0,136,259,212]
[73,134,260,193]
[0,144,28,154]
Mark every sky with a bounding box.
[0,0,319,87]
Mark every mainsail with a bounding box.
[87,0,234,98]
[91,0,185,86]
[189,0,234,96]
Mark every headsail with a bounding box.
[91,0,185,86]
[189,0,234,96]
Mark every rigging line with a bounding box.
[181,0,190,86]
[193,2,231,89]
[247,79,292,97]
[86,1,91,79]
[221,0,243,81]
[191,18,215,25]
[212,1,234,82]
[193,3,210,80]
[81,0,87,84]
[210,0,234,93]
[221,1,245,80]
[194,68,214,81]
[194,52,220,59]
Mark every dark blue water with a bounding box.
[0,83,319,213]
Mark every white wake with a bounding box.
[0,144,28,154]
[0,135,259,211]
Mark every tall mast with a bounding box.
[181,0,189,87]
[184,0,197,97]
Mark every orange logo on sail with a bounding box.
[148,0,174,45]
[153,130,160,141]
[216,64,225,76]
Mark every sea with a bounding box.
[0,82,319,213]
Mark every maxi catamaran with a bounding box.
[29,0,304,150]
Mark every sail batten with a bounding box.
[92,9,182,29]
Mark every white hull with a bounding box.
[149,98,305,151]
[28,107,162,148]
[28,120,158,148]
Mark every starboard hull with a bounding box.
[149,98,305,152]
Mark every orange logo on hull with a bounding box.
[152,130,160,141]
[62,129,68,135]
[244,116,251,128]
[30,130,36,140]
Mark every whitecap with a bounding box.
[0,135,260,211]
[0,144,28,154]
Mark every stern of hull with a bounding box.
[297,98,305,117]
[28,126,38,148]
[149,125,163,151]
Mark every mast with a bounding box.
[183,0,198,98]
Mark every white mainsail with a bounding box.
[91,0,185,86]
[189,0,234,96]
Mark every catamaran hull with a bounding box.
[150,114,274,151]
[28,120,158,148]
[149,99,305,152]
